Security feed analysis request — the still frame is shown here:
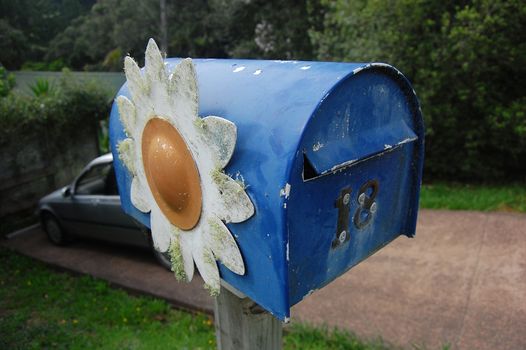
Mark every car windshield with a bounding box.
[75,163,118,196]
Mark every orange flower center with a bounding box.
[142,117,202,230]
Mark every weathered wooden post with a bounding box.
[109,39,424,348]
[214,285,282,349]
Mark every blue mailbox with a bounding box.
[110,46,424,321]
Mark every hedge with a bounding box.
[0,72,111,145]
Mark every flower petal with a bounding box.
[130,177,150,213]
[207,216,244,275]
[197,116,237,168]
[116,96,136,138]
[168,233,195,282]
[168,234,185,281]
[150,205,172,253]
[211,171,255,223]
[168,58,198,118]
[145,38,167,86]
[179,232,195,282]
[117,138,136,175]
[193,243,220,296]
[124,56,148,101]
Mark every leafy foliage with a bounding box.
[311,0,526,181]
[29,78,56,97]
[0,65,15,97]
[0,72,110,140]
[46,0,158,71]
[0,0,524,181]
[21,59,66,72]
[0,0,95,69]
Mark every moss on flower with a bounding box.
[168,237,186,282]
[117,139,136,174]
[204,283,220,297]
[193,117,206,129]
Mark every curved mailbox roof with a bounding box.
[110,58,424,320]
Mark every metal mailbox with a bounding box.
[110,57,424,321]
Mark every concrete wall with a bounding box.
[12,71,125,96]
[0,121,100,228]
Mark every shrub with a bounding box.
[0,65,15,97]
[0,73,111,144]
[311,0,526,182]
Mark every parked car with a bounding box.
[38,153,171,269]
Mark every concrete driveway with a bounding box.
[3,209,526,349]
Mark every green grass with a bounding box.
[0,248,389,349]
[0,248,215,349]
[420,183,526,213]
[284,323,390,350]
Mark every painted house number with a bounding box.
[333,179,379,248]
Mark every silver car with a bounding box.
[38,153,170,269]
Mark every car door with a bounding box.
[91,166,150,247]
[66,162,114,239]
[50,158,149,247]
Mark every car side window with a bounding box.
[75,163,112,195]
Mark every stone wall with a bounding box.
[0,121,100,232]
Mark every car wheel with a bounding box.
[42,214,68,245]
[153,249,172,271]
[145,230,172,270]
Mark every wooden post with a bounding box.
[214,286,283,350]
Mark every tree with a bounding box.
[46,0,158,71]
[311,0,526,181]
[0,0,95,69]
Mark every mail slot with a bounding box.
[109,56,424,321]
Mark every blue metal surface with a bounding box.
[109,59,424,320]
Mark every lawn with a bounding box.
[0,248,389,350]
[419,183,526,213]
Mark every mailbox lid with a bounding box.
[286,64,424,306]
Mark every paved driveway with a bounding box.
[3,209,526,349]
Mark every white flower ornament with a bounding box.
[116,39,254,295]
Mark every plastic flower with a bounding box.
[116,39,254,295]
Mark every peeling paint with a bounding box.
[298,288,318,303]
[233,66,246,73]
[253,69,262,75]
[397,136,418,145]
[384,144,392,150]
[300,65,311,70]
[279,183,291,199]
[312,141,324,152]
[352,67,364,75]
[234,171,248,190]
[329,159,357,173]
